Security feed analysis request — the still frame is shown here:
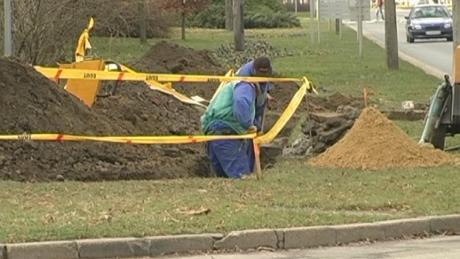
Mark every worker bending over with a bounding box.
[236,57,273,174]
[201,57,273,179]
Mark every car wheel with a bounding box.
[447,37,453,42]
[406,35,414,43]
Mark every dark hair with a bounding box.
[253,56,271,74]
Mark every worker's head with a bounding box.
[253,56,272,76]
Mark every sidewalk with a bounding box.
[1,215,459,259]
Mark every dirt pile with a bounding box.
[93,81,201,135]
[129,41,225,101]
[282,89,365,156]
[132,40,225,75]
[284,107,360,156]
[0,57,209,182]
[0,58,114,135]
[308,107,458,169]
[0,42,372,182]
[213,40,297,69]
[269,83,366,113]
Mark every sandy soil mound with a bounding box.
[308,107,458,169]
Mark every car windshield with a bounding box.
[410,6,450,19]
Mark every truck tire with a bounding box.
[431,124,446,150]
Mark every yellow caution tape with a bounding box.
[0,77,309,145]
[34,67,301,83]
[209,70,235,103]
[2,133,256,144]
[254,77,309,144]
[119,64,211,108]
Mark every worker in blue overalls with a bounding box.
[201,57,272,178]
[236,57,273,175]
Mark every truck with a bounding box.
[419,45,460,150]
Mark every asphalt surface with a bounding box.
[156,236,460,259]
[347,9,453,76]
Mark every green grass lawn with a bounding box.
[2,163,460,243]
[92,21,440,109]
[2,17,460,243]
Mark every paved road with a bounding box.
[347,10,453,76]
[156,236,460,259]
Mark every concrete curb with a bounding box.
[1,215,460,259]
[346,23,447,79]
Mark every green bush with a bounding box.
[245,0,286,12]
[190,1,300,29]
[190,4,225,29]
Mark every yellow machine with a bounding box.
[58,17,211,108]
[58,17,111,106]
[75,18,94,63]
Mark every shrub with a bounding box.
[189,4,225,29]
[190,1,300,29]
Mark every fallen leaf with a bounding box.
[186,208,211,216]
[445,229,459,236]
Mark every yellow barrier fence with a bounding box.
[255,77,308,144]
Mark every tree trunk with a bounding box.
[181,11,186,40]
[453,1,460,53]
[138,0,147,44]
[4,0,13,56]
[225,0,233,31]
[384,0,399,70]
[233,0,244,51]
[335,19,340,34]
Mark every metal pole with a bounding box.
[317,0,321,44]
[310,0,315,44]
[358,0,363,57]
[4,0,13,56]
[339,19,343,40]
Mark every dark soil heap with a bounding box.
[134,40,224,75]
[308,107,458,169]
[0,58,114,135]
[0,57,209,182]
[93,81,201,135]
[0,42,356,182]
[130,41,226,101]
